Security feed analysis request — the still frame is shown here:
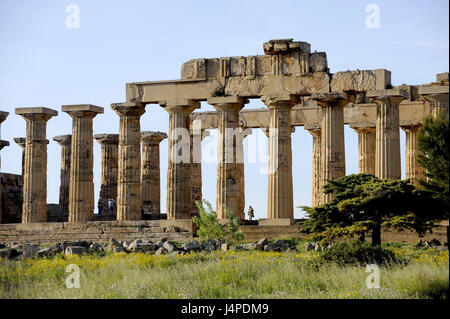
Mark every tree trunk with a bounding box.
[371,223,381,246]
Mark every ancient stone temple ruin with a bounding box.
[0,39,448,244]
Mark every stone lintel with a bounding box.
[62,104,104,114]
[15,107,58,117]
[141,131,168,143]
[207,96,248,106]
[53,135,72,145]
[418,85,449,96]
[366,89,409,99]
[93,134,119,145]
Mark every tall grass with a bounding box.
[0,248,448,299]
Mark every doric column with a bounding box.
[15,107,57,223]
[401,125,425,185]
[418,86,449,119]
[236,129,252,220]
[63,104,103,222]
[161,99,199,220]
[208,96,248,220]
[141,131,167,215]
[367,89,407,180]
[94,134,119,215]
[350,123,376,175]
[52,135,72,213]
[304,124,321,207]
[13,138,26,176]
[313,92,349,203]
[261,94,298,220]
[111,102,146,221]
[190,128,210,216]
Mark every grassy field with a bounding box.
[0,243,448,299]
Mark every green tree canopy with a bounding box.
[301,174,444,246]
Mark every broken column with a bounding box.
[208,96,248,220]
[52,134,72,213]
[141,131,167,215]
[261,94,298,222]
[401,125,425,184]
[15,107,57,223]
[13,138,26,176]
[304,124,321,207]
[94,134,119,215]
[62,104,103,222]
[313,92,349,203]
[111,102,146,221]
[367,89,407,180]
[161,99,199,220]
[350,123,376,175]
[419,86,449,119]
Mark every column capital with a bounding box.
[15,107,58,121]
[261,94,298,109]
[304,123,321,132]
[401,124,422,133]
[0,140,9,151]
[13,137,26,149]
[111,102,146,117]
[141,131,168,144]
[0,111,9,125]
[159,99,200,114]
[312,92,349,108]
[94,134,119,145]
[207,96,248,112]
[53,134,72,146]
[349,122,376,133]
[418,86,449,104]
[366,89,408,104]
[62,104,104,118]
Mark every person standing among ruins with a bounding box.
[248,206,254,221]
[108,198,115,216]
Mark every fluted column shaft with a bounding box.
[112,102,146,221]
[13,138,26,176]
[402,125,425,184]
[314,93,348,204]
[53,135,71,213]
[353,127,376,175]
[190,129,209,216]
[141,132,167,215]
[94,134,118,214]
[305,126,321,207]
[15,108,57,223]
[164,101,198,220]
[262,95,297,219]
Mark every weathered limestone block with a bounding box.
[262,94,298,219]
[312,92,349,203]
[141,131,167,215]
[53,135,71,213]
[331,69,391,93]
[208,96,248,220]
[350,123,376,175]
[94,134,119,215]
[309,52,328,73]
[162,99,199,220]
[436,72,449,84]
[0,173,23,224]
[15,107,57,223]
[63,105,103,222]
[304,124,321,207]
[111,102,146,221]
[401,125,425,185]
[367,89,408,180]
[13,138,26,176]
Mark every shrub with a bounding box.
[192,200,244,244]
[318,241,404,267]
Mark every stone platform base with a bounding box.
[0,220,194,245]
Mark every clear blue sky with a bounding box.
[0,0,448,219]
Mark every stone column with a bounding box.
[304,124,321,207]
[94,134,119,215]
[313,92,349,204]
[367,89,407,180]
[236,129,252,220]
[161,99,199,220]
[62,104,103,222]
[418,86,449,119]
[141,131,167,215]
[0,140,9,171]
[52,135,72,213]
[350,123,376,175]
[15,107,57,223]
[208,96,248,220]
[190,128,210,216]
[13,138,26,176]
[401,125,425,185]
[261,94,298,222]
[111,102,146,221]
